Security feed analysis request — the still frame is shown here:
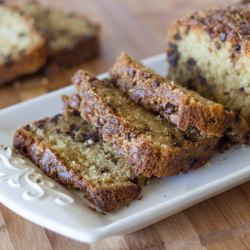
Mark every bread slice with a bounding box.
[18,0,100,66]
[110,53,249,143]
[70,70,219,177]
[0,5,46,85]
[166,3,250,124]
[13,112,143,212]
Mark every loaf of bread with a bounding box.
[110,53,249,143]
[18,0,100,66]
[0,4,46,85]
[13,112,143,212]
[166,3,250,124]
[70,70,219,177]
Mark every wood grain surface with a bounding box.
[0,0,250,249]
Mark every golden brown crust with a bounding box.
[110,53,249,143]
[13,128,141,212]
[71,70,219,177]
[167,3,250,57]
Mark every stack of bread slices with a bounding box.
[0,0,100,86]
[14,44,250,212]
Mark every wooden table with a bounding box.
[1,0,250,249]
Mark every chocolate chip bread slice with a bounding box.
[110,53,249,143]
[18,0,100,66]
[71,70,219,177]
[13,112,143,212]
[166,3,250,124]
[0,4,46,85]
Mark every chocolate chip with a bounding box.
[208,28,215,39]
[72,110,80,116]
[184,127,200,141]
[97,117,106,126]
[18,32,26,38]
[186,79,195,90]
[131,88,147,102]
[168,42,178,50]
[141,126,151,133]
[4,55,13,67]
[126,67,136,77]
[140,71,151,79]
[234,113,241,123]
[105,118,120,134]
[125,132,134,141]
[199,75,208,86]
[100,167,110,174]
[171,134,181,147]
[189,157,199,168]
[50,114,61,124]
[18,10,25,16]
[128,177,139,185]
[84,132,99,142]
[240,24,250,35]
[187,58,196,69]
[151,80,160,88]
[220,32,227,42]
[172,140,181,147]
[164,103,178,115]
[70,124,80,131]
[168,52,179,68]
[238,87,246,95]
[96,117,102,126]
[56,129,61,134]
[234,44,241,53]
[224,107,231,112]
[174,32,181,40]
[65,130,76,140]
[208,117,216,123]
[24,124,31,131]
[111,158,118,165]
[36,120,46,129]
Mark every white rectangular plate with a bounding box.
[0,53,250,243]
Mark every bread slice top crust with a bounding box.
[71,70,218,177]
[13,112,142,212]
[0,4,46,74]
[110,53,249,143]
[19,0,100,57]
[168,3,250,57]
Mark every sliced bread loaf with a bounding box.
[166,3,250,124]
[70,70,219,177]
[0,4,46,85]
[18,0,100,66]
[13,112,143,212]
[110,53,249,143]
